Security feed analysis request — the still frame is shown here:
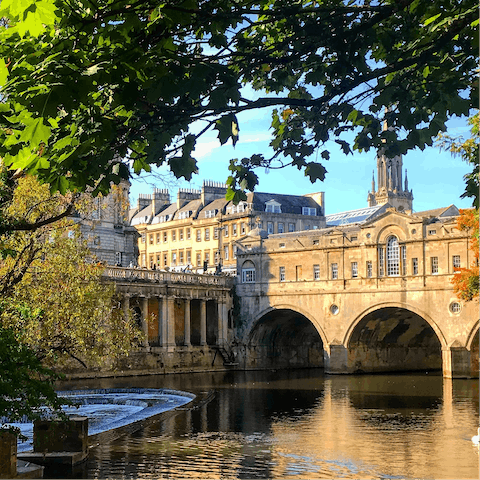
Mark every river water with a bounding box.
[58,369,478,479]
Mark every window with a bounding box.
[178,210,191,220]
[224,245,229,260]
[279,242,285,248]
[149,255,154,268]
[149,234,154,245]
[186,228,191,240]
[265,201,281,213]
[351,262,358,278]
[453,255,461,269]
[267,222,274,234]
[386,236,399,276]
[450,302,461,313]
[401,245,407,275]
[232,224,237,236]
[351,236,358,241]
[215,250,220,264]
[171,230,176,241]
[163,232,167,243]
[302,207,316,216]
[378,247,384,276]
[179,251,184,265]
[186,251,191,264]
[412,258,418,275]
[233,245,237,259]
[241,222,246,234]
[93,236,101,246]
[331,263,338,279]
[431,256,439,274]
[141,232,146,243]
[224,226,229,237]
[156,254,161,266]
[242,268,256,283]
[214,228,219,239]
[141,253,146,267]
[179,229,184,241]
[366,261,373,278]
[305,225,311,230]
[196,252,202,266]
[171,252,177,266]
[205,228,210,241]
[163,253,168,267]
[196,229,201,241]
[115,252,122,265]
[156,233,160,244]
[288,223,295,232]
[278,223,284,234]
[428,229,436,235]
[204,251,210,264]
[313,239,319,245]
[313,264,320,280]
[279,266,286,282]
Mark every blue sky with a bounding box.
[129,109,474,215]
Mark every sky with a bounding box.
[129,108,474,216]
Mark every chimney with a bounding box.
[151,188,170,217]
[201,180,227,205]
[137,193,151,212]
[177,188,201,210]
[303,192,325,216]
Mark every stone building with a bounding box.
[130,181,326,273]
[77,180,138,266]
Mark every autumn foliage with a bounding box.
[451,208,479,301]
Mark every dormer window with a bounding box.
[302,207,316,216]
[159,214,172,223]
[178,210,192,220]
[265,200,281,213]
[205,209,218,218]
[229,202,247,214]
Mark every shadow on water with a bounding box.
[51,369,478,479]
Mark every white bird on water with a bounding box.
[472,427,480,446]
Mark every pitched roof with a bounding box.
[414,205,459,218]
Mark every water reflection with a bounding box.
[56,370,478,479]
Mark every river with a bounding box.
[57,369,478,479]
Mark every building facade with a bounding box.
[131,181,326,273]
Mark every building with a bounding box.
[130,181,326,273]
[233,156,477,377]
[77,180,138,266]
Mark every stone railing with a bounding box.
[102,266,234,288]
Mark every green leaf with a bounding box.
[424,13,441,26]
[215,114,240,146]
[0,58,8,87]
[19,118,51,147]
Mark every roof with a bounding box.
[246,192,323,215]
[414,205,459,218]
[325,205,386,226]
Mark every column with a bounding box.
[442,345,472,378]
[217,301,224,346]
[141,296,149,347]
[157,297,165,346]
[166,297,176,350]
[184,299,191,346]
[324,343,349,374]
[160,297,168,347]
[200,299,207,346]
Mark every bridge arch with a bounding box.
[244,304,326,370]
[343,302,445,374]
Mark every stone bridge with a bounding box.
[233,209,479,379]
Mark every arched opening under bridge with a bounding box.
[246,309,324,370]
[347,307,442,374]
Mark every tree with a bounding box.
[0,0,477,201]
[0,174,143,428]
[437,114,479,301]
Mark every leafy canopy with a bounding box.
[0,0,477,199]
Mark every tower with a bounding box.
[367,121,413,212]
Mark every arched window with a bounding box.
[242,260,256,283]
[386,236,400,276]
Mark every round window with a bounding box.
[449,302,461,314]
[366,233,371,239]
[330,304,339,315]
[411,229,417,234]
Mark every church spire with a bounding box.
[371,170,375,193]
[404,169,409,191]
